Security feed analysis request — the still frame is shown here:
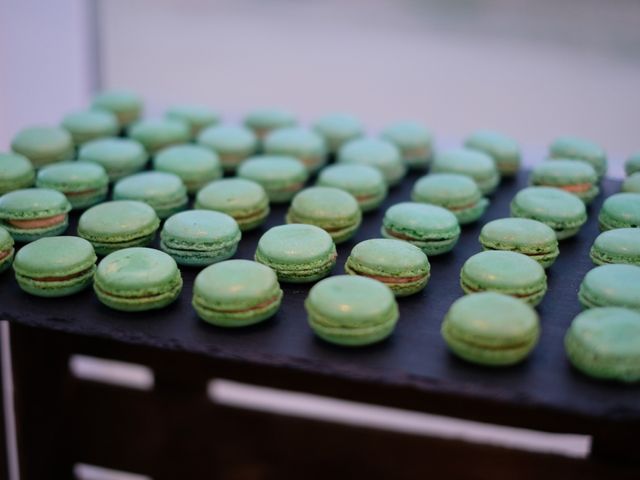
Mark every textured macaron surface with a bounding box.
[197,125,258,155]
[590,228,640,265]
[511,187,587,231]
[264,127,326,157]
[432,148,498,183]
[549,136,607,177]
[11,126,73,164]
[346,238,429,278]
[161,210,240,250]
[114,172,187,208]
[480,218,558,256]
[0,153,35,193]
[14,236,96,278]
[312,113,363,151]
[412,173,483,208]
[79,138,148,179]
[196,178,269,217]
[0,188,70,219]
[288,187,361,227]
[579,264,640,310]
[622,173,640,193]
[154,144,222,182]
[463,130,520,172]
[598,193,640,230]
[78,200,159,243]
[317,164,386,197]
[244,108,296,131]
[338,138,405,184]
[383,202,460,240]
[380,121,433,151]
[37,162,108,191]
[237,156,308,189]
[128,118,190,152]
[61,110,119,142]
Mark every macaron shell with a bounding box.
[578,264,640,311]
[622,173,640,193]
[549,136,607,179]
[165,104,220,137]
[530,160,599,204]
[263,127,327,173]
[0,153,35,194]
[153,144,222,194]
[431,148,500,195]
[61,110,119,145]
[91,90,143,126]
[338,138,406,186]
[36,162,109,209]
[0,226,15,274]
[11,126,74,167]
[590,228,640,266]
[312,113,364,153]
[237,156,309,203]
[127,119,190,154]
[316,164,387,212]
[598,193,640,230]
[380,121,433,169]
[78,138,148,181]
[464,130,521,176]
[113,171,188,219]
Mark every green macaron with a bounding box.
[78,138,148,182]
[431,148,500,195]
[91,89,143,127]
[286,186,362,243]
[127,118,191,155]
[195,178,270,231]
[548,136,607,180]
[625,152,640,177]
[305,275,399,347]
[316,164,387,213]
[255,223,337,282]
[598,192,640,231]
[153,144,222,194]
[0,188,71,242]
[243,108,296,140]
[113,171,188,219]
[237,155,309,203]
[460,250,547,306]
[11,126,74,168]
[578,264,640,311]
[193,259,283,327]
[264,127,328,173]
[381,202,460,256]
[622,173,640,194]
[61,109,119,146]
[530,160,599,204]
[78,200,160,255]
[442,292,540,366]
[510,186,587,240]
[197,124,258,172]
[36,161,109,209]
[479,218,559,268]
[590,228,640,266]
[565,307,640,383]
[0,153,35,194]
[94,247,182,311]
[312,113,364,154]
[380,121,434,170]
[411,173,489,225]
[165,104,220,138]
[464,130,521,176]
[0,226,15,274]
[13,236,96,297]
[345,238,430,297]
[337,138,406,187]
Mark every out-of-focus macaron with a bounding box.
[61,109,119,146]
[590,228,640,266]
[36,161,108,210]
[197,124,258,172]
[11,126,74,168]
[411,173,488,225]
[165,104,220,138]
[0,226,15,274]
[380,121,434,170]
[13,236,96,297]
[0,153,35,194]
[625,152,640,177]
[431,148,500,195]
[127,118,190,155]
[579,264,640,311]
[153,144,222,194]
[237,155,308,204]
[548,136,607,180]
[464,130,521,176]
[338,138,406,187]
[312,113,364,154]
[243,108,296,140]
[316,164,387,213]
[264,127,327,173]
[91,89,143,127]
[598,192,640,231]
[530,160,599,204]
[113,171,188,219]
[78,138,148,182]
[622,173,640,193]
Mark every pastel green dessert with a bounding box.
[598,193,640,231]
[479,218,559,268]
[195,178,270,231]
[578,264,640,311]
[305,275,399,347]
[61,109,119,146]
[510,186,587,240]
[91,90,143,127]
[431,148,500,195]
[625,152,640,176]
[160,210,241,266]
[165,104,220,138]
[78,200,160,255]
[530,160,599,204]
[564,307,640,383]
[13,236,96,297]
[193,259,283,327]
[113,171,188,219]
[460,250,547,306]
[0,226,15,274]
[345,238,430,296]
[286,186,362,244]
[312,113,364,154]
[380,121,434,169]
[197,124,258,172]
[0,153,35,194]
[411,173,488,225]
[0,188,70,242]
[264,127,327,173]
[94,247,182,311]
[622,173,640,193]
[237,155,309,203]
[337,138,406,187]
[441,292,540,366]
[549,136,607,180]
[153,144,222,194]
[78,138,148,181]
[316,164,387,213]
[36,162,109,209]
[255,224,337,282]
[127,118,190,155]
[464,130,521,176]
[381,202,460,256]
[243,108,296,140]
[11,126,74,168]
[590,228,640,266]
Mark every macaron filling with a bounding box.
[460,281,546,300]
[0,247,14,261]
[194,292,282,316]
[7,213,67,229]
[16,265,95,284]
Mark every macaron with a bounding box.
[442,292,540,366]
[127,118,191,155]
[94,247,182,311]
[625,152,640,176]
[312,113,364,154]
[78,138,148,181]
[510,186,587,240]
[264,127,328,173]
[460,250,547,306]
[565,307,640,383]
[61,109,119,146]
[11,126,74,168]
[548,136,607,180]
[0,226,15,274]
[286,186,362,244]
[316,164,387,213]
[153,144,222,194]
[0,153,35,194]
[255,224,336,282]
[195,178,270,231]
[411,173,489,225]
[380,121,434,170]
[0,188,71,242]
[530,160,599,204]
[479,218,559,268]
[464,130,521,176]
[78,200,160,255]
[113,171,188,219]
[197,124,258,172]
[344,238,430,296]
[13,236,96,297]
[431,148,500,195]
[237,155,309,203]
[622,173,640,193]
[192,259,283,327]
[91,89,143,127]
[381,202,460,256]
[337,138,406,187]
[598,193,640,230]
[36,162,109,209]
[590,228,640,266]
[165,104,220,138]
[578,264,640,311]
[243,108,296,140]
[305,275,399,347]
